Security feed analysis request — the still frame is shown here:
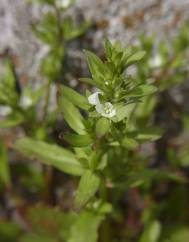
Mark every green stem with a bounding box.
[42,79,51,122]
[54,4,64,43]
[99,178,112,242]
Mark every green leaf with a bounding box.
[138,84,157,96]
[134,128,162,142]
[63,18,90,41]
[140,220,161,242]
[96,118,110,137]
[84,50,105,79]
[0,60,19,106]
[121,137,138,149]
[127,168,186,188]
[104,39,113,60]
[40,47,64,79]
[125,85,157,98]
[75,170,100,209]
[126,50,146,65]
[163,227,189,242]
[68,211,104,242]
[20,86,44,108]
[31,0,54,6]
[112,103,136,123]
[3,60,16,89]
[59,96,85,134]
[79,77,94,85]
[15,138,84,176]
[0,221,21,242]
[61,85,90,110]
[32,12,58,45]
[89,151,102,171]
[0,141,11,186]
[0,113,24,128]
[123,46,132,60]
[64,134,93,147]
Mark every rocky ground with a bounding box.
[0,0,189,85]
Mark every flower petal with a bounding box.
[95,102,116,118]
[88,92,102,105]
[95,103,104,114]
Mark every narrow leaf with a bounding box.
[135,128,162,142]
[96,118,110,137]
[138,84,157,96]
[79,78,94,85]
[126,51,146,65]
[84,50,105,79]
[15,138,84,176]
[104,39,113,59]
[0,114,24,128]
[61,85,90,110]
[75,170,100,209]
[140,221,161,242]
[0,141,11,186]
[69,211,104,242]
[121,137,138,149]
[64,134,93,147]
[59,96,85,134]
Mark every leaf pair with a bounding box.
[15,137,100,209]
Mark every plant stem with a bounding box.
[42,79,51,122]
[99,179,112,242]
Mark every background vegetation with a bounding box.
[0,1,189,242]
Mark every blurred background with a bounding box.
[0,0,189,242]
[1,0,189,84]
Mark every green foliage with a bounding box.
[0,141,11,186]
[15,138,84,176]
[68,210,104,242]
[64,133,93,147]
[163,227,189,242]
[10,30,189,242]
[61,85,90,110]
[59,96,86,134]
[126,50,146,66]
[0,3,189,240]
[0,60,19,106]
[95,118,111,137]
[19,205,104,242]
[19,205,76,242]
[75,170,100,209]
[32,0,89,80]
[140,221,161,242]
[0,113,24,128]
[0,221,21,242]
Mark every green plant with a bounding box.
[0,2,189,239]
[14,38,187,242]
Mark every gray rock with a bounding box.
[0,0,188,85]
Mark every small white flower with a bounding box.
[95,102,116,118]
[149,54,162,68]
[19,96,33,109]
[88,91,102,105]
[56,0,71,8]
[88,91,116,118]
